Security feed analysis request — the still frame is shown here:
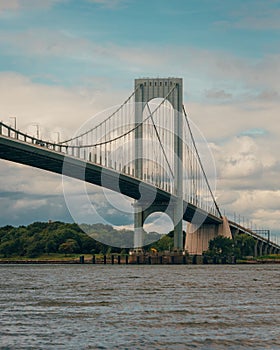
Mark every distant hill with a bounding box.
[80,223,162,248]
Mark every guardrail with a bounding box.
[229,220,280,249]
[0,121,68,153]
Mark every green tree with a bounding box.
[0,240,20,257]
[153,235,173,252]
[26,240,45,258]
[0,221,121,257]
[206,235,234,257]
[45,240,57,255]
[234,234,255,258]
[58,239,79,255]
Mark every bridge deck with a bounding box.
[0,135,222,225]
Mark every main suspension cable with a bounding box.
[64,85,177,149]
[59,86,140,144]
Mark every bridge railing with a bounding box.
[229,220,280,249]
[0,121,69,154]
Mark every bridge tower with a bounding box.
[134,78,183,250]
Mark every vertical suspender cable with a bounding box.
[182,105,222,218]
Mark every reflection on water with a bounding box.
[0,265,279,349]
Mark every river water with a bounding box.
[0,264,279,350]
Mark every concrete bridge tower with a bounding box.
[134,78,183,250]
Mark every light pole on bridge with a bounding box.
[32,124,40,139]
[9,116,17,130]
[53,131,60,143]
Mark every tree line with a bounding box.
[0,221,174,258]
[0,221,256,259]
[204,234,256,259]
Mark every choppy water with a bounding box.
[0,264,279,350]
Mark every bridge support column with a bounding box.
[134,81,144,250]
[134,203,144,249]
[185,217,232,255]
[264,244,268,256]
[173,198,183,250]
[185,223,218,255]
[254,240,258,257]
[173,81,183,250]
[230,227,239,240]
[259,241,264,256]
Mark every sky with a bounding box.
[0,0,279,242]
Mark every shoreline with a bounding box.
[1,257,280,265]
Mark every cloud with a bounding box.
[257,90,280,102]
[86,0,128,8]
[0,0,19,12]
[187,96,280,144]
[211,131,280,231]
[1,28,279,100]
[143,212,174,234]
[218,189,280,230]
[239,128,267,137]
[0,160,72,226]
[205,89,232,100]
[0,0,65,13]
[217,136,264,179]
[0,72,128,140]
[0,161,63,197]
[213,134,278,186]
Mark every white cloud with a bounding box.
[143,212,174,234]
[217,136,264,179]
[187,97,280,143]
[0,72,127,140]
[210,129,280,231]
[1,29,279,100]
[0,159,71,225]
[211,132,279,193]
[218,189,280,230]
[14,198,48,210]
[0,161,63,196]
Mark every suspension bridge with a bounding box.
[0,77,279,256]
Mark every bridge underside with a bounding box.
[0,136,221,226]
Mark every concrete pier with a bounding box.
[185,217,232,255]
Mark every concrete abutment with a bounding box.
[185,217,232,255]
